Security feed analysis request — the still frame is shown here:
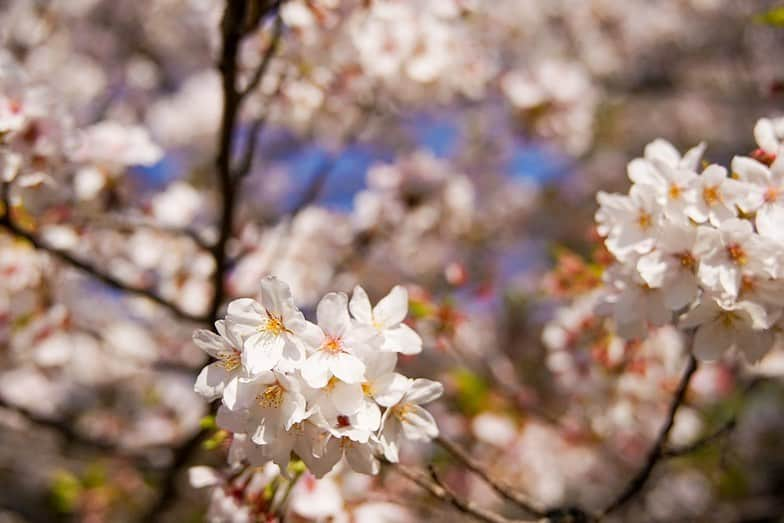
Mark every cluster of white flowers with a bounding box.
[596,118,784,362]
[193,276,442,478]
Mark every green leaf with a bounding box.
[755,6,784,26]
[50,470,82,513]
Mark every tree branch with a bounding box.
[435,436,545,518]
[0,209,205,324]
[239,8,283,100]
[600,353,698,517]
[386,460,538,523]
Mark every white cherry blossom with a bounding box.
[349,285,422,354]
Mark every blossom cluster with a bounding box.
[596,118,784,362]
[192,276,442,478]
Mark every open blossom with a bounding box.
[753,116,784,157]
[227,276,321,374]
[596,184,660,262]
[680,296,775,362]
[636,220,700,310]
[193,320,245,401]
[379,378,443,462]
[193,276,440,481]
[695,219,777,299]
[300,292,378,388]
[219,370,307,445]
[349,285,422,354]
[733,155,784,243]
[684,164,744,226]
[594,119,784,364]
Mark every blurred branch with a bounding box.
[662,375,771,459]
[0,397,160,469]
[70,211,212,251]
[239,8,283,100]
[600,353,698,517]
[387,459,538,523]
[435,436,545,518]
[0,196,205,324]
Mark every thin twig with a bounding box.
[435,436,545,518]
[239,9,284,100]
[71,212,212,251]
[600,353,698,517]
[387,460,534,523]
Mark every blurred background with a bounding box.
[1,0,784,521]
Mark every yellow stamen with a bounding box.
[726,243,747,266]
[258,383,284,408]
[217,351,241,372]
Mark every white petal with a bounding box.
[757,205,784,243]
[317,292,352,337]
[289,317,324,349]
[330,352,366,384]
[662,272,698,311]
[192,329,228,358]
[331,381,364,414]
[693,321,733,361]
[308,437,343,479]
[301,351,333,388]
[405,378,443,405]
[345,443,379,475]
[373,286,408,327]
[372,373,410,407]
[226,298,264,330]
[194,362,231,401]
[400,404,439,440]
[260,275,295,315]
[242,332,285,374]
[349,285,374,324]
[382,324,423,354]
[216,405,249,433]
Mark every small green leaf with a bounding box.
[50,470,82,513]
[755,6,784,26]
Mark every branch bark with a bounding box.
[600,353,698,517]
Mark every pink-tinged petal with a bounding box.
[301,351,333,388]
[317,292,352,337]
[405,378,443,405]
[221,319,245,350]
[194,362,231,401]
[216,405,249,433]
[345,443,379,475]
[693,321,733,361]
[381,324,422,355]
[679,298,720,329]
[330,352,366,384]
[662,272,698,311]
[371,373,410,407]
[400,404,439,440]
[738,329,775,363]
[349,285,374,324]
[373,285,408,327]
[308,437,343,479]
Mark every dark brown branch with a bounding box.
[600,353,698,516]
[661,417,736,458]
[435,436,545,518]
[0,211,205,324]
[387,460,535,523]
[0,397,160,469]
